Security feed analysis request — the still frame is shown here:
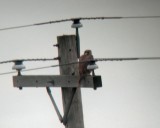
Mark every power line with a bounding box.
[95,57,160,61]
[1,57,160,65]
[0,58,57,64]
[0,65,54,75]
[0,57,160,76]
[0,16,160,31]
[0,71,16,75]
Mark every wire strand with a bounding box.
[0,58,57,64]
[95,57,160,61]
[0,57,160,75]
[1,57,160,64]
[0,16,160,31]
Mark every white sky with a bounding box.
[0,0,160,128]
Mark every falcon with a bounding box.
[78,49,94,86]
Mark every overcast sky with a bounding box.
[0,0,160,128]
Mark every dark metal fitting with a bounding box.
[54,57,61,60]
[53,44,59,47]
[19,87,23,90]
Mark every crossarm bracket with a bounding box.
[46,87,63,123]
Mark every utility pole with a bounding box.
[13,35,102,128]
[57,35,84,128]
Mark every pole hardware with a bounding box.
[71,19,83,58]
[62,88,77,125]
[46,87,63,123]
[53,57,61,60]
[12,60,26,76]
[12,60,26,90]
[53,44,59,47]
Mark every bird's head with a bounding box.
[84,49,92,55]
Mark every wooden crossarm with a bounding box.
[13,75,102,89]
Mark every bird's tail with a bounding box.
[78,75,85,87]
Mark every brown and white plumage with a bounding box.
[78,50,94,86]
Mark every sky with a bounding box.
[0,0,160,128]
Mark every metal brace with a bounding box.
[46,86,78,125]
[62,88,77,125]
[46,87,63,123]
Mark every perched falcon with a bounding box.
[78,50,94,85]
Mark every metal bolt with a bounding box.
[54,57,60,60]
[53,44,59,47]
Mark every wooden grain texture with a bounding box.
[58,35,84,128]
[13,75,98,88]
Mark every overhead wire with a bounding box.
[0,16,160,75]
[1,57,160,65]
[0,57,160,76]
[95,57,160,61]
[0,58,57,64]
[0,16,160,31]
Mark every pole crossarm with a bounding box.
[13,75,102,89]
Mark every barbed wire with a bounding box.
[0,16,160,31]
[0,57,160,75]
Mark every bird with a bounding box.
[78,49,94,87]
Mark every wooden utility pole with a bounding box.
[57,35,84,128]
[13,35,102,128]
